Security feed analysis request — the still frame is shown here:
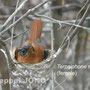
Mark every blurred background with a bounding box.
[0,0,90,90]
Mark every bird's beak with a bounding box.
[28,49,35,54]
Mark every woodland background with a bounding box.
[0,0,90,90]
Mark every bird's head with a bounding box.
[20,45,35,56]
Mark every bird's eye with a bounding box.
[20,48,27,56]
[20,45,34,56]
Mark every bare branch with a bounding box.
[54,4,90,58]
[0,0,28,31]
[38,3,82,14]
[34,13,90,31]
[0,40,12,70]
[3,29,29,42]
[11,0,20,51]
[0,0,50,35]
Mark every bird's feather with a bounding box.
[29,19,43,43]
[16,19,44,64]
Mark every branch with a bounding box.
[0,0,50,35]
[3,29,29,42]
[54,4,90,58]
[11,0,20,51]
[0,40,13,70]
[38,3,82,14]
[0,0,28,31]
[34,13,90,31]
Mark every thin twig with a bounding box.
[38,4,82,14]
[34,13,90,31]
[27,15,90,24]
[11,0,20,51]
[20,14,27,47]
[67,0,89,36]
[0,15,20,19]
[4,28,52,42]
[54,4,90,58]
[0,0,50,35]
[58,0,90,52]
[0,0,28,31]
[0,14,90,25]
[4,29,29,42]
[0,40,13,90]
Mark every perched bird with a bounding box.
[15,19,44,64]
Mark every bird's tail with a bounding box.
[29,19,43,43]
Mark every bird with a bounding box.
[15,19,44,64]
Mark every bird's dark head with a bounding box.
[20,45,35,56]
